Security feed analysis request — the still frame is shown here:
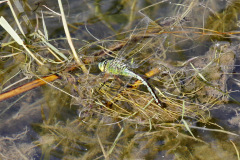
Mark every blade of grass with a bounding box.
[41,10,48,40]
[2,69,22,92]
[0,16,44,65]
[12,0,32,28]
[181,100,185,119]
[230,140,240,160]
[182,119,196,138]
[181,101,196,139]
[57,0,87,73]
[160,123,239,136]
[0,16,23,45]
[107,127,124,157]
[7,0,25,37]
[47,48,64,63]
[190,63,207,81]
[36,30,68,61]
[97,134,108,160]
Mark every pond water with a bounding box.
[0,0,240,159]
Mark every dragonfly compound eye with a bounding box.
[98,60,106,72]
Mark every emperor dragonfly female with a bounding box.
[96,16,166,107]
[98,59,164,107]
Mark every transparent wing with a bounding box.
[113,16,152,64]
[96,0,207,107]
[114,0,198,70]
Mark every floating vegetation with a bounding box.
[0,0,240,159]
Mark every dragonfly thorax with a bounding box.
[98,60,129,76]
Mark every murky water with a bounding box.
[0,0,239,159]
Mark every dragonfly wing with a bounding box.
[114,16,152,65]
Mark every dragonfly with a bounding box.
[98,59,164,107]
[95,0,198,108]
[97,16,165,108]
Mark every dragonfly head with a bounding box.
[98,60,106,72]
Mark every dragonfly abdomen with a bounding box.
[132,72,163,107]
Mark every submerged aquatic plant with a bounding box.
[0,0,239,159]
